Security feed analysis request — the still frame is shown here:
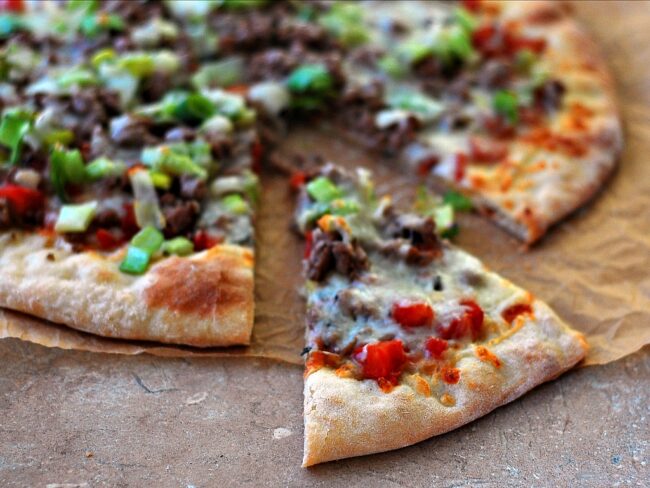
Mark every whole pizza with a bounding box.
[0,0,621,466]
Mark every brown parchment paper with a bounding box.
[1,1,649,367]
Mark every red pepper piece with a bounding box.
[441,367,461,384]
[304,230,313,259]
[502,303,533,324]
[439,299,484,341]
[289,170,307,190]
[454,152,468,183]
[469,136,508,164]
[425,337,449,359]
[0,185,44,215]
[0,0,25,13]
[121,203,139,239]
[461,0,481,12]
[353,339,408,385]
[95,229,121,251]
[392,301,434,328]
[193,230,222,251]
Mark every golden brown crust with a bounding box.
[0,232,254,347]
[303,299,587,466]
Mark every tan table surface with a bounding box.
[1,2,649,486]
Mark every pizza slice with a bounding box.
[295,164,588,466]
[0,1,261,346]
[336,0,622,243]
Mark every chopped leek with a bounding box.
[377,55,407,78]
[286,64,334,110]
[191,58,243,89]
[54,201,98,233]
[141,145,208,180]
[329,198,359,216]
[49,146,87,201]
[129,169,166,229]
[433,204,455,236]
[453,7,478,34]
[91,48,115,68]
[57,68,97,88]
[162,91,216,125]
[119,246,151,275]
[0,111,31,165]
[386,90,443,122]
[120,226,164,274]
[85,157,126,181]
[443,190,473,211]
[493,90,519,124]
[306,176,343,203]
[318,3,369,47]
[161,236,194,256]
[222,194,249,215]
[150,171,172,190]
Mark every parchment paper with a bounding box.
[1,2,649,367]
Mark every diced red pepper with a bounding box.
[193,230,222,251]
[438,299,484,341]
[424,337,448,359]
[304,230,313,259]
[226,84,250,96]
[469,136,508,164]
[0,0,25,13]
[95,229,121,251]
[502,303,533,324]
[0,185,44,215]
[392,301,434,328]
[353,339,408,385]
[289,170,307,190]
[454,152,468,183]
[121,203,139,239]
[416,155,439,177]
[461,0,481,12]
[473,23,546,58]
[250,140,263,174]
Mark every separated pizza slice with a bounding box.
[295,164,588,466]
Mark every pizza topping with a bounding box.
[438,299,484,341]
[306,227,369,282]
[54,201,98,234]
[119,225,164,275]
[502,303,533,324]
[353,339,407,386]
[382,213,442,266]
[440,366,461,384]
[392,301,434,328]
[424,337,448,359]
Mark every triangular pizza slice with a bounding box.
[295,164,587,466]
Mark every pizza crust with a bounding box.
[464,0,624,243]
[0,232,254,346]
[303,299,587,466]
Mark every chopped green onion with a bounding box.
[398,39,434,65]
[130,226,164,255]
[287,64,334,109]
[120,226,165,274]
[150,171,171,190]
[443,190,473,211]
[80,13,125,37]
[433,204,455,235]
[0,14,23,38]
[91,48,116,68]
[329,198,359,216]
[42,129,74,146]
[115,52,155,77]
[60,149,86,184]
[119,246,151,275]
[306,176,343,203]
[493,90,519,124]
[129,169,166,229]
[191,58,243,89]
[433,25,475,65]
[161,236,194,256]
[57,68,97,88]
[386,90,444,122]
[141,145,208,180]
[222,0,268,9]
[54,201,98,233]
[85,157,126,181]
[453,7,478,34]
[162,91,216,125]
[222,194,249,215]
[0,111,31,165]
[318,3,369,47]
[68,0,98,12]
[377,55,407,78]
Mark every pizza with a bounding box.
[0,0,619,466]
[295,164,588,466]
